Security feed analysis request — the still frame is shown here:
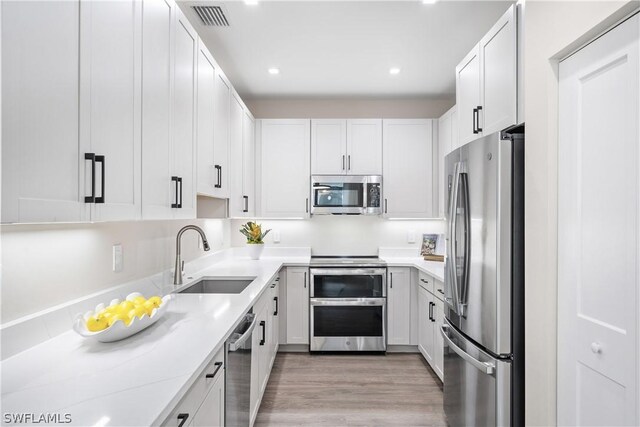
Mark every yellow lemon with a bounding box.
[108,312,132,327]
[148,296,163,308]
[119,300,135,313]
[132,296,146,306]
[86,316,108,332]
[142,300,156,316]
[128,305,146,320]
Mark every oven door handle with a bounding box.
[309,268,387,276]
[310,298,386,306]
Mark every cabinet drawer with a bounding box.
[418,272,434,294]
[163,348,225,427]
[434,279,445,301]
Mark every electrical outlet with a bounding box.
[273,230,281,243]
[112,244,123,273]
[407,230,416,244]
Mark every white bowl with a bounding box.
[72,292,171,343]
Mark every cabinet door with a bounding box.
[270,282,280,364]
[172,9,197,219]
[347,119,382,175]
[433,298,444,381]
[418,285,434,365]
[437,108,454,218]
[229,94,245,217]
[196,41,217,196]
[261,120,311,218]
[191,370,224,427]
[285,267,309,344]
[212,72,231,198]
[456,45,482,145]
[382,119,434,218]
[480,5,517,136]
[311,119,347,175]
[387,268,411,345]
[79,0,141,221]
[141,0,175,219]
[243,111,256,217]
[2,0,88,223]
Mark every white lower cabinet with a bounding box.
[285,267,309,344]
[387,267,412,345]
[163,348,225,427]
[417,271,444,382]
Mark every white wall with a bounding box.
[523,1,638,425]
[245,97,454,119]
[231,217,445,255]
[0,219,230,323]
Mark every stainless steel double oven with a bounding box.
[309,257,387,352]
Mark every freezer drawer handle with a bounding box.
[228,313,257,352]
[440,325,495,375]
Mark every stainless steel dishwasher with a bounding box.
[225,310,256,427]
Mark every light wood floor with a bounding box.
[255,352,446,426]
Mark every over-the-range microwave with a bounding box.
[310,175,382,215]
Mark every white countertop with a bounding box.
[0,251,443,426]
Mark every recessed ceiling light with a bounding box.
[422,0,438,4]
[389,67,401,75]
[245,0,259,5]
[268,67,280,75]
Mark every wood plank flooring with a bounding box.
[255,353,446,426]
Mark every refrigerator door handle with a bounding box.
[458,170,471,316]
[446,162,462,314]
[441,324,495,375]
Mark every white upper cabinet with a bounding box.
[311,120,347,175]
[347,119,383,175]
[438,106,456,218]
[311,119,382,175]
[196,41,217,197]
[260,120,311,218]
[79,0,142,222]
[2,0,87,223]
[141,0,175,219]
[230,94,255,218]
[242,110,256,217]
[212,71,231,199]
[171,9,197,219]
[456,4,517,146]
[382,119,434,218]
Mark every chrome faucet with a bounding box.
[174,225,210,285]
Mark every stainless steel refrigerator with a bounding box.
[442,127,524,426]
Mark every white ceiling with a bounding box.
[179,1,514,98]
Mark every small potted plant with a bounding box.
[240,221,271,260]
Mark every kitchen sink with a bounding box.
[178,278,255,294]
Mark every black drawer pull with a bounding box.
[171,176,181,208]
[84,153,96,203]
[476,106,483,132]
[259,320,266,345]
[205,361,223,379]
[243,195,249,212]
[428,302,434,321]
[274,296,278,316]
[95,155,105,204]
[437,289,444,295]
[177,413,189,427]
[214,165,222,188]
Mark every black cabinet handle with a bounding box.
[476,106,483,132]
[437,289,444,295]
[95,155,105,204]
[177,413,189,427]
[179,177,183,208]
[348,155,351,171]
[429,302,435,322]
[84,153,96,203]
[390,272,393,289]
[243,195,249,213]
[472,108,478,134]
[305,198,309,214]
[342,155,345,171]
[214,165,222,188]
[171,176,180,208]
[205,361,223,379]
[384,198,388,214]
[304,271,307,288]
[274,296,278,316]
[259,320,266,345]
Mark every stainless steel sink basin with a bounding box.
[178,278,254,294]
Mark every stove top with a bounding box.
[309,256,387,267]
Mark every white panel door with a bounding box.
[212,72,231,198]
[141,0,174,219]
[311,119,347,175]
[480,4,517,136]
[196,41,217,197]
[171,9,197,219]
[80,0,141,222]
[388,267,411,345]
[243,111,256,217]
[456,45,482,146]
[261,120,311,218]
[1,0,88,223]
[433,297,444,381]
[347,119,383,175]
[558,14,639,426]
[285,268,309,344]
[382,119,433,218]
[438,107,454,218]
[418,285,434,364]
[229,94,245,217]
[191,372,224,427]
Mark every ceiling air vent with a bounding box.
[192,5,229,27]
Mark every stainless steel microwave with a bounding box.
[310,175,382,215]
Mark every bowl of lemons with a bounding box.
[72,292,170,342]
